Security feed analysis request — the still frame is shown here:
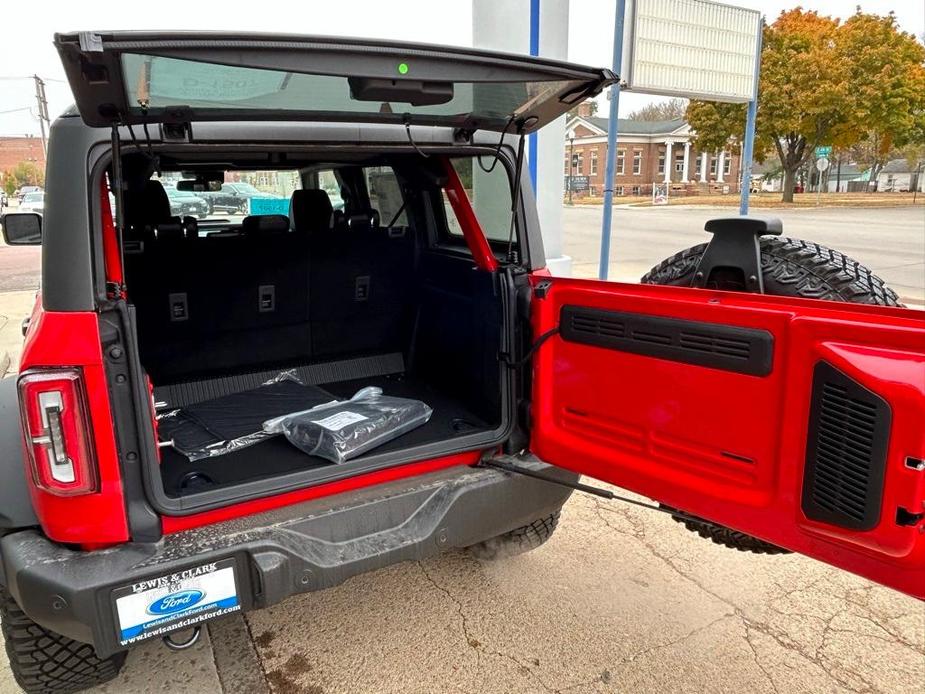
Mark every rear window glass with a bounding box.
[121,53,583,125]
[365,167,407,227]
[442,158,513,243]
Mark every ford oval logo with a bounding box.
[146,590,204,616]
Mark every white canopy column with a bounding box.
[700,153,709,182]
[717,150,726,182]
[663,140,673,183]
[681,141,691,182]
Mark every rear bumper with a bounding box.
[1,457,575,657]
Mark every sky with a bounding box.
[0,0,922,136]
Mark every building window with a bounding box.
[616,149,625,175]
[657,150,665,174]
[564,155,569,174]
[674,161,684,173]
[631,185,640,196]
[710,157,718,175]
[695,156,702,176]
[632,151,642,175]
[590,150,598,176]
[575,152,583,175]
[723,153,731,175]
[616,186,624,196]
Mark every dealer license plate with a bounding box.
[112,558,240,646]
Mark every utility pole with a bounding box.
[33,75,50,156]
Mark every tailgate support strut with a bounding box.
[478,455,709,525]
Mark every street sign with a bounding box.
[566,176,590,192]
[815,146,832,157]
[815,158,830,172]
[620,0,762,103]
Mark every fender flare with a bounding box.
[0,377,38,532]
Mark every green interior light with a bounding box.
[397,62,409,75]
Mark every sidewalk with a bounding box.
[0,290,34,377]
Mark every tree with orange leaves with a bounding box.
[686,8,925,202]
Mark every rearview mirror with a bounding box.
[1,213,42,245]
[177,175,223,192]
[348,77,454,106]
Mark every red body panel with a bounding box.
[18,309,130,544]
[530,277,925,599]
[99,176,124,295]
[162,451,480,533]
[441,158,500,272]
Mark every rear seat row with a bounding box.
[124,181,416,382]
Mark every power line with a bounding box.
[0,107,33,115]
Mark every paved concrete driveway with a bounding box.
[3,489,920,694]
[562,205,925,304]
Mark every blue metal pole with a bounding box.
[528,0,540,190]
[598,0,627,280]
[738,20,764,215]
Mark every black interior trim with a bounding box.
[559,305,774,376]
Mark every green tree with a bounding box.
[8,161,45,190]
[686,9,925,202]
[2,177,16,197]
[838,11,925,184]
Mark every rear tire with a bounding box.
[1,589,126,694]
[643,236,903,554]
[468,510,561,560]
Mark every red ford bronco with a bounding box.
[0,32,922,693]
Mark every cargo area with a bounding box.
[119,155,514,501]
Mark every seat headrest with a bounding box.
[125,180,172,233]
[242,214,290,235]
[346,209,381,234]
[290,189,333,234]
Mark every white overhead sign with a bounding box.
[621,0,762,103]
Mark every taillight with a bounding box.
[18,369,99,496]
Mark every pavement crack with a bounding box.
[417,562,482,665]
[619,613,735,665]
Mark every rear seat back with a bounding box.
[306,199,415,359]
[126,184,416,382]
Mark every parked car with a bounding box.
[165,187,210,219]
[199,181,281,214]
[0,31,921,694]
[18,191,44,215]
[16,185,42,202]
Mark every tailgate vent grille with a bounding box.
[569,312,626,339]
[801,362,891,530]
[678,331,752,360]
[559,305,773,376]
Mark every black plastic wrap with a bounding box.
[263,387,433,463]
[157,372,336,461]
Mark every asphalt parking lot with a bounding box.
[0,204,923,693]
[563,204,925,305]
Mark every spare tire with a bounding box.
[642,235,903,554]
[642,236,902,305]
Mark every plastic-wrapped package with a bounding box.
[263,387,433,464]
[156,371,336,461]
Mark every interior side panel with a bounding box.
[530,277,925,598]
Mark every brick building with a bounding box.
[0,136,46,185]
[564,103,741,198]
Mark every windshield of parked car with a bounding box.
[22,193,43,203]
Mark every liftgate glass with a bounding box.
[620,0,761,103]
